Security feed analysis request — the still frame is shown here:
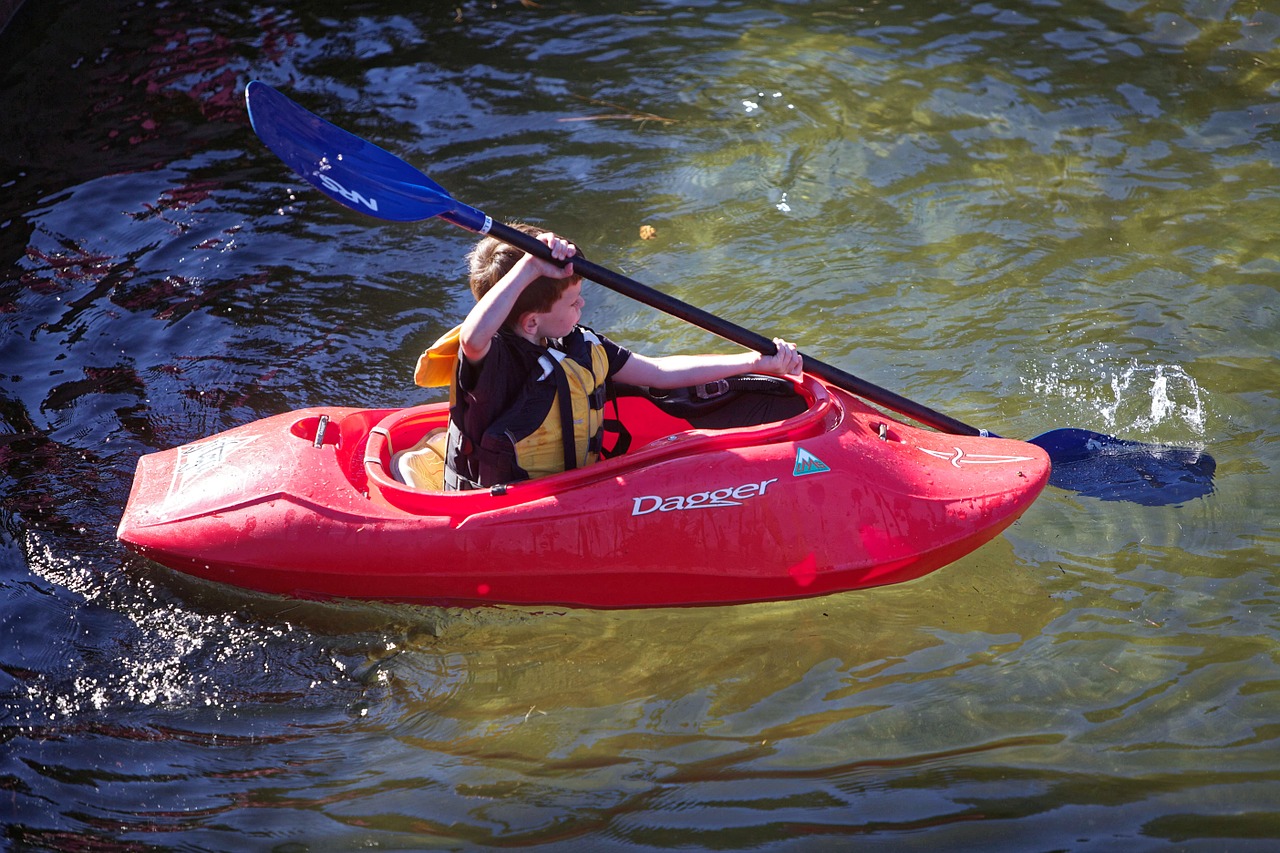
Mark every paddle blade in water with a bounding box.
[1030,428,1215,505]
[245,81,487,227]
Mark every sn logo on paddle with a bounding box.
[317,173,379,212]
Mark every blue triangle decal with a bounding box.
[793,447,831,477]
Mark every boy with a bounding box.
[425,225,803,491]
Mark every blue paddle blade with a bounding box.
[245,81,490,230]
[1030,428,1215,506]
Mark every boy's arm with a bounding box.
[459,234,576,363]
[613,338,802,389]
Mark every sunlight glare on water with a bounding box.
[15,531,359,725]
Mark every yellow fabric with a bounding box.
[511,344,610,480]
[414,325,462,388]
[391,427,448,490]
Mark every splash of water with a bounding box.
[1103,362,1206,435]
[1026,356,1207,441]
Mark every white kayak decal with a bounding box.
[919,446,1036,468]
[632,478,778,516]
[170,434,259,495]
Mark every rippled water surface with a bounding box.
[2,1,1277,849]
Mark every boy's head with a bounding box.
[467,223,582,331]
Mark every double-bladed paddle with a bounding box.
[244,81,1214,506]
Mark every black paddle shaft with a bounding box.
[484,220,984,438]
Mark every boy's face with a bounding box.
[534,280,584,340]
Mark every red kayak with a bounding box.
[117,374,1050,608]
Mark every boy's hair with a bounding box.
[467,223,581,330]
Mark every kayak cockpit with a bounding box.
[355,373,834,513]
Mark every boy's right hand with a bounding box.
[527,232,577,279]
[460,231,578,365]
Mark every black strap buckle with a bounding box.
[694,379,730,400]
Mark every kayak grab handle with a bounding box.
[313,414,330,448]
[289,413,337,446]
[366,426,391,471]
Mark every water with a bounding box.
[2,0,1277,848]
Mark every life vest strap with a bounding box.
[551,359,578,472]
[600,378,631,458]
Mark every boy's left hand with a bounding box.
[759,338,803,378]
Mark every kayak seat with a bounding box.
[391,427,448,490]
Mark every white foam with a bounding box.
[1025,355,1207,439]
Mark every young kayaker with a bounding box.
[416,225,803,491]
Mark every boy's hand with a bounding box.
[757,338,803,378]
[460,230,578,364]
[529,232,577,279]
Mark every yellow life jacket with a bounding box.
[512,341,612,479]
[414,325,462,396]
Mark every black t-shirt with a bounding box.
[457,325,632,420]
